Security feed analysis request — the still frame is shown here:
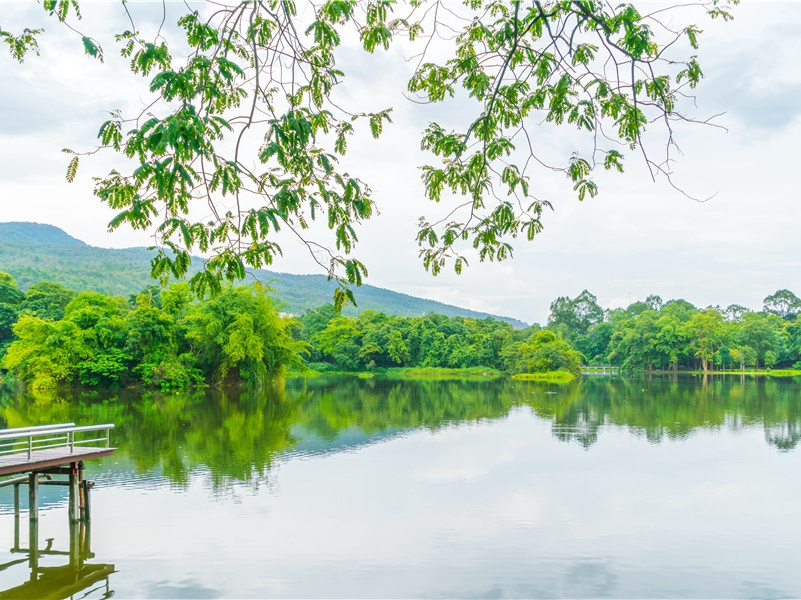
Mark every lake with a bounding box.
[0,374,799,598]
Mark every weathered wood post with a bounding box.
[68,461,80,523]
[78,461,86,521]
[28,473,38,521]
[13,504,20,551]
[82,479,92,522]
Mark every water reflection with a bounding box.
[0,375,798,488]
[0,375,799,598]
[0,519,114,599]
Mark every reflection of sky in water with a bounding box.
[0,406,797,598]
[0,376,799,598]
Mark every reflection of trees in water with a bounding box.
[0,383,310,490]
[764,422,801,452]
[0,374,799,484]
[528,376,801,450]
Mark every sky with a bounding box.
[1,1,800,325]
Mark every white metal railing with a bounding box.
[0,423,115,461]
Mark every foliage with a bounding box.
[0,223,526,327]
[0,272,25,362]
[3,1,736,298]
[185,285,307,383]
[1,281,304,389]
[301,308,526,372]
[507,329,584,375]
[547,289,604,349]
[6,268,801,386]
[763,289,801,321]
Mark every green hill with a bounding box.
[0,222,527,327]
[0,222,87,246]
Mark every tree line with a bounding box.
[546,289,801,372]
[2,270,801,389]
[298,303,580,376]
[0,273,304,390]
[0,271,582,388]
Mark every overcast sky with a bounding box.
[1,1,799,325]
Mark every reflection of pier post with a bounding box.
[27,518,38,581]
[1,506,115,599]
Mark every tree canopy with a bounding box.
[2,0,736,304]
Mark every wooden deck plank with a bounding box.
[0,447,116,477]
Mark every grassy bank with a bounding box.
[709,369,801,378]
[511,370,576,383]
[287,367,506,380]
[383,367,505,380]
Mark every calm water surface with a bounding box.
[0,375,799,598]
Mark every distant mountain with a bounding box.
[0,222,87,246]
[0,222,528,327]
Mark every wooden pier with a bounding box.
[0,423,115,523]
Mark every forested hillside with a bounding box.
[0,222,526,327]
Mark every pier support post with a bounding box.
[82,480,92,522]
[78,461,86,521]
[13,508,20,551]
[28,473,38,522]
[68,462,80,523]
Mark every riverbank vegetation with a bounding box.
[546,289,801,373]
[0,275,304,390]
[3,271,801,389]
[0,272,579,388]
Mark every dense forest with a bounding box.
[0,274,305,390]
[0,272,578,389]
[295,288,801,375]
[1,270,801,390]
[548,289,801,373]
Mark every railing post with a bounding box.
[27,435,32,461]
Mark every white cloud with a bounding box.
[1,1,799,323]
